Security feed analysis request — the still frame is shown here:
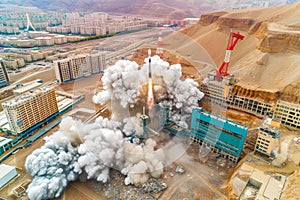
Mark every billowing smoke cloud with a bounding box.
[25,117,80,200]
[25,56,204,199]
[93,59,146,108]
[93,55,204,126]
[122,138,165,186]
[74,116,124,183]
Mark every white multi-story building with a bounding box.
[48,12,148,36]
[54,54,87,83]
[0,59,9,88]
[2,87,58,134]
[55,53,106,83]
[254,118,281,157]
[273,100,300,129]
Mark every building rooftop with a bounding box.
[260,118,281,137]
[54,35,66,38]
[241,169,286,200]
[13,79,43,95]
[0,164,17,189]
[193,107,248,130]
[0,137,12,147]
[0,112,8,127]
[57,97,73,111]
[2,87,53,107]
[35,36,52,40]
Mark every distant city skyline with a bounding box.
[1,0,299,19]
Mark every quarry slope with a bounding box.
[160,2,300,104]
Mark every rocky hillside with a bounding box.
[160,2,300,104]
[1,0,299,19]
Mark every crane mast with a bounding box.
[216,31,244,80]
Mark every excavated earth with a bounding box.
[130,2,300,199]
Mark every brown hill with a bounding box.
[160,2,300,103]
[1,0,300,20]
[0,0,200,19]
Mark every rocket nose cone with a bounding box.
[148,49,151,57]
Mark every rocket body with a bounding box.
[147,49,154,109]
[148,48,152,78]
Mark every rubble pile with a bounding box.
[175,166,185,174]
[94,170,160,200]
[141,178,168,193]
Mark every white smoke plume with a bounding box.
[122,138,165,186]
[25,56,204,199]
[123,117,144,137]
[93,59,146,108]
[25,117,80,200]
[94,55,204,125]
[74,116,124,183]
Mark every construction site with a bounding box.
[0,1,300,200]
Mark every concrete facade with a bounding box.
[55,53,105,83]
[200,74,273,118]
[273,100,300,129]
[2,87,58,134]
[255,119,281,157]
[0,59,9,88]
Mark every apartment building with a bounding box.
[2,87,58,134]
[55,53,105,83]
[273,100,300,129]
[255,119,281,157]
[0,59,9,88]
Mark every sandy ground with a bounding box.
[0,65,237,200]
[0,73,104,199]
[162,2,300,97]
[4,5,300,197]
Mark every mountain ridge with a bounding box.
[0,0,299,19]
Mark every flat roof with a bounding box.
[13,81,43,94]
[35,36,52,40]
[57,98,73,111]
[264,176,285,199]
[2,87,54,107]
[250,170,269,184]
[0,164,16,179]
[56,95,66,102]
[2,123,11,131]
[0,137,12,147]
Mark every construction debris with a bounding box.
[175,166,185,174]
[141,178,168,193]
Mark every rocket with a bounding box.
[147,48,154,109]
[148,48,152,78]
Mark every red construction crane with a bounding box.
[216,31,244,80]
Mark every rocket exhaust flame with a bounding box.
[147,78,154,109]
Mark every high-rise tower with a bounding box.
[0,58,9,88]
[2,87,58,134]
